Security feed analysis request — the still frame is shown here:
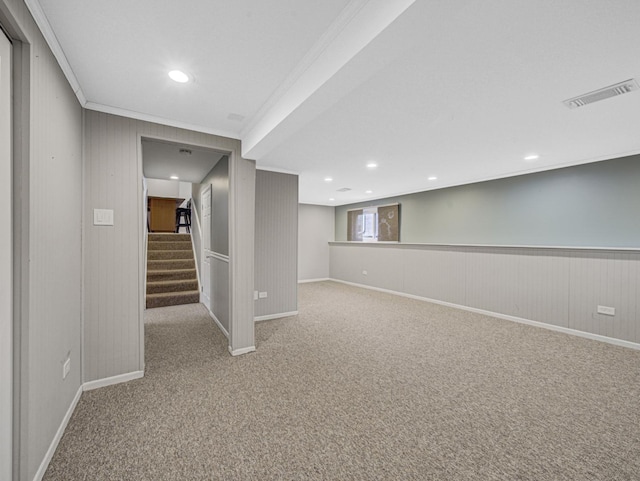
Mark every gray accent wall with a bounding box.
[329,243,640,345]
[255,170,299,318]
[3,2,83,480]
[335,155,640,248]
[298,204,334,281]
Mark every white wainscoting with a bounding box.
[329,242,640,345]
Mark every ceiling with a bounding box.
[141,139,226,183]
[29,0,640,205]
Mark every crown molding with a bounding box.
[84,102,240,141]
[24,0,87,106]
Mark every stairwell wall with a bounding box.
[83,111,255,379]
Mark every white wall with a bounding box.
[298,204,334,281]
[178,181,192,206]
[145,178,179,198]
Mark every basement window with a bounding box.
[347,203,399,242]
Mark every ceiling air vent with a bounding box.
[336,187,351,192]
[563,79,639,109]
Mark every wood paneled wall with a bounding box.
[2,1,84,479]
[330,243,640,345]
[83,110,255,378]
[254,170,298,319]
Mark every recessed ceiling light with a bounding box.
[428,176,437,181]
[170,175,179,180]
[524,154,539,161]
[365,190,373,194]
[366,162,377,169]
[168,70,189,83]
[324,177,333,182]
[329,198,335,201]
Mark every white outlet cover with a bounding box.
[597,305,615,316]
[259,292,268,298]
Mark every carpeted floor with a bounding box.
[44,281,640,480]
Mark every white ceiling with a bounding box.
[141,139,225,183]
[30,0,640,205]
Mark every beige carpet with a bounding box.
[44,281,640,480]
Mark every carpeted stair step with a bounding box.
[148,240,192,251]
[148,249,194,260]
[148,233,191,242]
[147,268,197,282]
[147,259,195,271]
[146,290,200,309]
[147,279,199,294]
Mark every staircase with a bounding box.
[146,233,200,309]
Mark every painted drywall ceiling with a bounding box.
[142,139,225,183]
[31,0,640,205]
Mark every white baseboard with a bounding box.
[206,306,229,338]
[255,310,298,322]
[83,371,144,392]
[330,278,640,352]
[229,345,256,356]
[298,278,330,284]
[32,385,82,481]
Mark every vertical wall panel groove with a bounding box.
[83,110,252,380]
[330,244,640,345]
[255,170,298,318]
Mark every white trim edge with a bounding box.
[255,311,298,322]
[330,279,640,352]
[24,0,87,106]
[298,278,330,284]
[82,371,144,392]
[85,102,239,140]
[32,385,82,481]
[206,307,229,339]
[229,345,256,356]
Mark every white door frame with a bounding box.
[0,25,13,481]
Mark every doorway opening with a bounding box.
[140,137,229,326]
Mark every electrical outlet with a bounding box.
[63,357,71,379]
[259,291,268,299]
[597,305,615,316]
[362,270,368,275]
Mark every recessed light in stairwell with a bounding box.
[524,154,539,161]
[168,70,190,83]
[366,162,377,169]
[428,176,437,181]
[324,177,333,182]
[329,198,335,201]
[365,190,373,194]
[170,175,179,180]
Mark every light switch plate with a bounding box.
[94,209,114,226]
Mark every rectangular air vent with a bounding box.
[563,79,638,109]
[336,187,352,192]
